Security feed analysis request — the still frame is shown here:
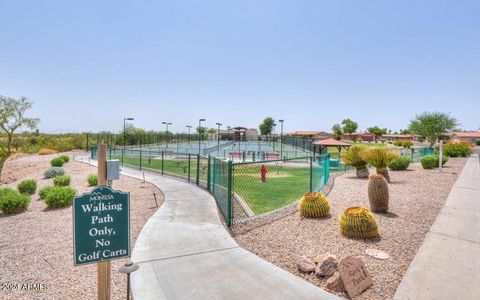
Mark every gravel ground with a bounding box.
[235,158,467,299]
[0,151,164,300]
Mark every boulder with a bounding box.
[314,253,338,277]
[297,256,316,273]
[326,271,344,292]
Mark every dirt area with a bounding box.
[234,158,467,299]
[0,151,163,300]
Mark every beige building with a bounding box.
[449,132,480,144]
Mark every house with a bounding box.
[285,131,332,140]
[342,132,375,142]
[449,132,480,144]
[382,134,418,143]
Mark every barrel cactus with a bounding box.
[298,192,330,218]
[368,174,389,213]
[340,207,379,239]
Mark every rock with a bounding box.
[326,271,344,292]
[297,256,316,273]
[314,253,338,277]
[338,256,373,299]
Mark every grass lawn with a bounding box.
[233,164,323,215]
[114,156,209,182]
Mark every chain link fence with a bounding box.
[91,144,435,228]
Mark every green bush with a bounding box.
[393,140,403,147]
[53,175,71,186]
[44,167,65,179]
[402,141,413,148]
[443,141,473,157]
[39,186,54,199]
[434,155,449,167]
[17,179,37,195]
[51,157,65,167]
[87,174,98,186]
[388,156,411,171]
[0,188,31,214]
[59,155,70,163]
[421,155,437,169]
[44,186,76,208]
[476,140,480,146]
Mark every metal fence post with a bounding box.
[227,160,233,227]
[309,156,313,192]
[207,155,211,191]
[139,150,142,170]
[161,151,164,175]
[187,154,191,182]
[86,133,89,151]
[196,154,200,185]
[411,149,414,161]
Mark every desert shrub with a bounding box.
[388,156,411,171]
[44,186,76,208]
[421,155,437,169]
[53,175,71,186]
[393,140,403,147]
[59,155,70,163]
[402,141,413,148]
[17,179,37,195]
[87,174,98,186]
[39,186,54,199]
[443,141,473,157]
[361,148,399,169]
[342,145,368,168]
[38,148,57,155]
[51,157,65,167]
[0,188,31,214]
[44,167,65,179]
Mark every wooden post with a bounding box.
[97,144,111,300]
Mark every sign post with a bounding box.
[73,144,130,300]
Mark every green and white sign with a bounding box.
[73,186,130,266]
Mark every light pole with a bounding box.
[162,122,172,149]
[216,122,222,157]
[123,117,134,164]
[279,119,284,158]
[227,126,231,141]
[273,123,277,151]
[186,125,192,145]
[198,118,206,155]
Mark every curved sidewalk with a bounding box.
[394,154,480,300]
[88,160,339,299]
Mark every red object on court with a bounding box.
[261,164,267,182]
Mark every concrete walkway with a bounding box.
[76,157,339,300]
[394,154,480,300]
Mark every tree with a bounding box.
[408,111,459,147]
[341,119,358,135]
[332,124,343,140]
[0,96,39,180]
[367,126,387,141]
[196,126,206,135]
[259,117,275,136]
[207,128,217,134]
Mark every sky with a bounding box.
[1,0,479,134]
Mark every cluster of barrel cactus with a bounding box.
[298,192,330,218]
[339,207,379,239]
[368,174,389,213]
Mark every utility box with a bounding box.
[107,160,120,181]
